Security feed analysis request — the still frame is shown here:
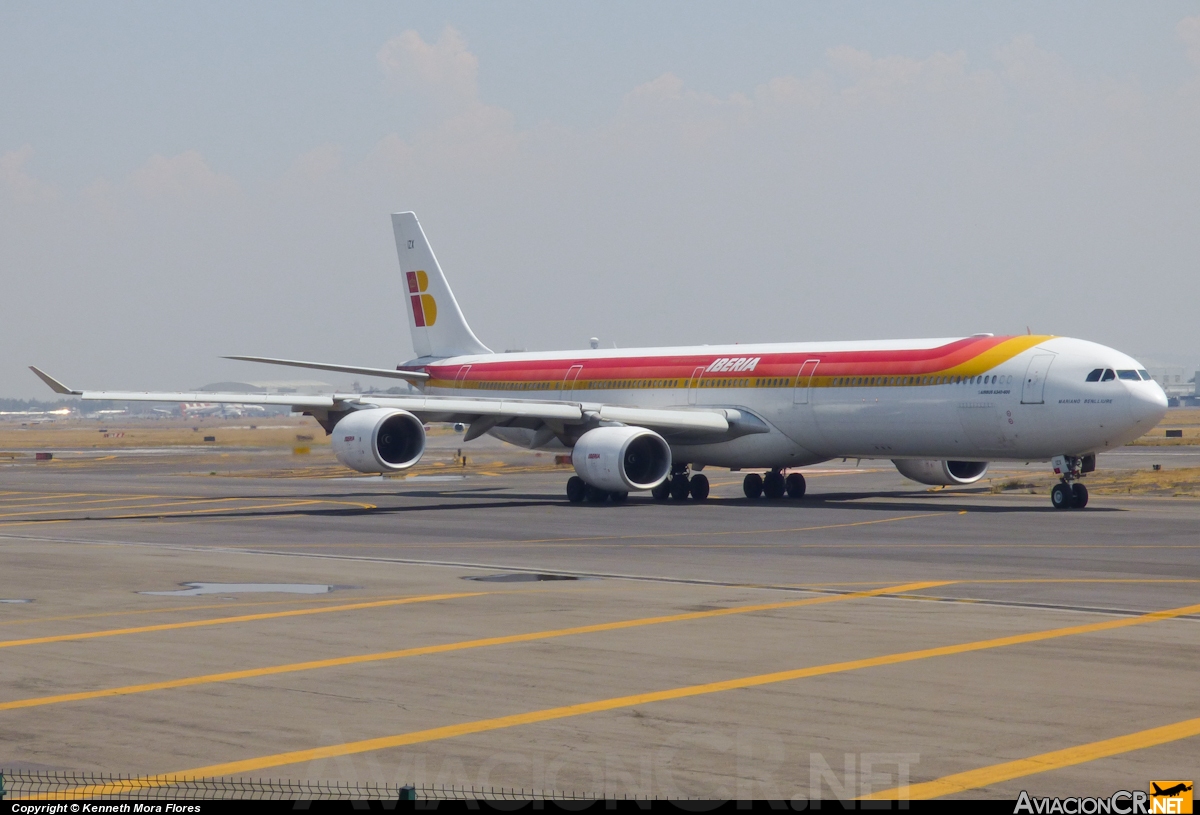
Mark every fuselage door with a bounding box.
[1020,354,1055,405]
[687,366,707,405]
[559,364,583,401]
[794,359,820,405]
[454,365,471,391]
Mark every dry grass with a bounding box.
[1132,408,1200,446]
[0,416,472,451]
[1081,467,1200,497]
[210,444,568,480]
[990,468,1200,498]
[0,417,329,450]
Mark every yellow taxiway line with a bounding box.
[863,714,1200,799]
[0,581,950,712]
[0,591,466,628]
[39,598,1200,797]
[0,496,376,519]
[0,493,161,509]
[0,591,488,649]
[247,512,951,549]
[0,496,248,518]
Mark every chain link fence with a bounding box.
[0,770,604,801]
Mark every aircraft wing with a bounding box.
[30,367,348,411]
[361,395,746,433]
[28,367,764,436]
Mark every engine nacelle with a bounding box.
[572,426,672,492]
[893,459,989,486]
[332,408,426,473]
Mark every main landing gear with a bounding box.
[651,464,709,502]
[1049,455,1090,510]
[743,469,806,500]
[566,465,708,503]
[565,475,628,504]
[568,465,810,504]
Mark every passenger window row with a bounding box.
[1085,368,1151,382]
[466,372,1034,390]
[830,374,1012,387]
[589,379,678,389]
[699,378,750,388]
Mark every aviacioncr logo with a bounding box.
[406,271,437,327]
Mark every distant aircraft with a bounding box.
[1151,783,1192,797]
[180,402,267,419]
[0,407,72,417]
[31,212,1168,510]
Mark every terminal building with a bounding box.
[1144,367,1199,407]
[197,379,417,396]
[197,379,335,395]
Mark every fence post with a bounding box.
[1,770,6,800]
[399,785,416,801]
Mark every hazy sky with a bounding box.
[3,2,1199,397]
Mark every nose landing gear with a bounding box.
[1049,455,1090,510]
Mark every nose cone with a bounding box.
[1130,381,1169,427]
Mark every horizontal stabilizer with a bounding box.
[223,356,429,381]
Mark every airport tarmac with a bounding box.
[1,437,1197,800]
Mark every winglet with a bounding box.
[29,367,81,395]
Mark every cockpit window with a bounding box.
[1138,369,1151,381]
[1117,370,1140,381]
[1100,369,1116,381]
[1085,369,1103,382]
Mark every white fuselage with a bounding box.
[419,335,1167,469]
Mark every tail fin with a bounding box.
[391,212,492,359]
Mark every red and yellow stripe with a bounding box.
[422,335,1052,393]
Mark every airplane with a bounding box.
[180,402,267,419]
[1151,783,1192,797]
[30,212,1168,510]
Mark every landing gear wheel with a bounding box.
[670,473,691,500]
[689,474,709,501]
[785,472,807,499]
[763,471,786,499]
[566,476,586,503]
[1071,482,1088,509]
[1051,482,1072,510]
[743,473,763,499]
[584,484,610,503]
[610,491,628,503]
[651,481,671,501]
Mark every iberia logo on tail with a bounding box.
[406,271,437,327]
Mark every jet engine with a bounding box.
[893,459,989,486]
[331,408,426,473]
[572,426,672,492]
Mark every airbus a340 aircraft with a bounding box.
[32,212,1168,510]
